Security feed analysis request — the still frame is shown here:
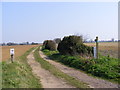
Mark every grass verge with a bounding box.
[2,47,42,88]
[42,49,120,84]
[34,46,89,88]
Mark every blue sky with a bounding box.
[2,2,118,43]
[0,2,2,43]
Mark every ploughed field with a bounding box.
[85,42,118,58]
[1,42,118,61]
[1,45,39,61]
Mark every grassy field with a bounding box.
[1,45,40,61]
[85,42,118,58]
[2,47,42,88]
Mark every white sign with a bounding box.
[93,47,96,59]
[10,48,14,55]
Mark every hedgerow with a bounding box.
[57,35,93,56]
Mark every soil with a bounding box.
[39,50,119,88]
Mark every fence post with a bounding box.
[95,36,98,59]
[93,47,96,59]
[10,48,14,63]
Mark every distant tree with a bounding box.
[19,43,24,45]
[90,39,93,43]
[43,40,56,51]
[31,42,38,45]
[83,35,89,43]
[2,43,6,46]
[111,38,114,42]
[54,38,61,44]
[26,42,29,45]
[3,42,18,46]
[7,42,16,46]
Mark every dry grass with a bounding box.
[1,45,40,61]
[84,42,118,58]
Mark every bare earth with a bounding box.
[2,45,39,61]
[39,50,119,88]
[27,49,75,88]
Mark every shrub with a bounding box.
[57,35,93,56]
[43,40,56,51]
[54,38,61,44]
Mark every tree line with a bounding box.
[43,35,93,57]
[0,42,39,46]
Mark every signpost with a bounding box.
[95,36,98,59]
[93,47,96,59]
[10,48,14,63]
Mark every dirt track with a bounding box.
[39,50,119,88]
[27,49,75,88]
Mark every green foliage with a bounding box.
[54,38,61,44]
[42,49,58,56]
[2,47,42,88]
[57,35,93,56]
[43,40,56,51]
[43,50,120,83]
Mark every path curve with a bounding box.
[27,49,75,88]
[39,50,119,88]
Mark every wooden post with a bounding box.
[93,47,97,59]
[95,36,98,59]
[10,49,14,63]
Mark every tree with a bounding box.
[57,35,93,56]
[54,38,61,44]
[2,43,6,46]
[26,42,29,45]
[43,40,56,51]
[31,42,38,45]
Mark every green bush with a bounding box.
[57,35,93,56]
[43,40,56,51]
[70,60,82,69]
